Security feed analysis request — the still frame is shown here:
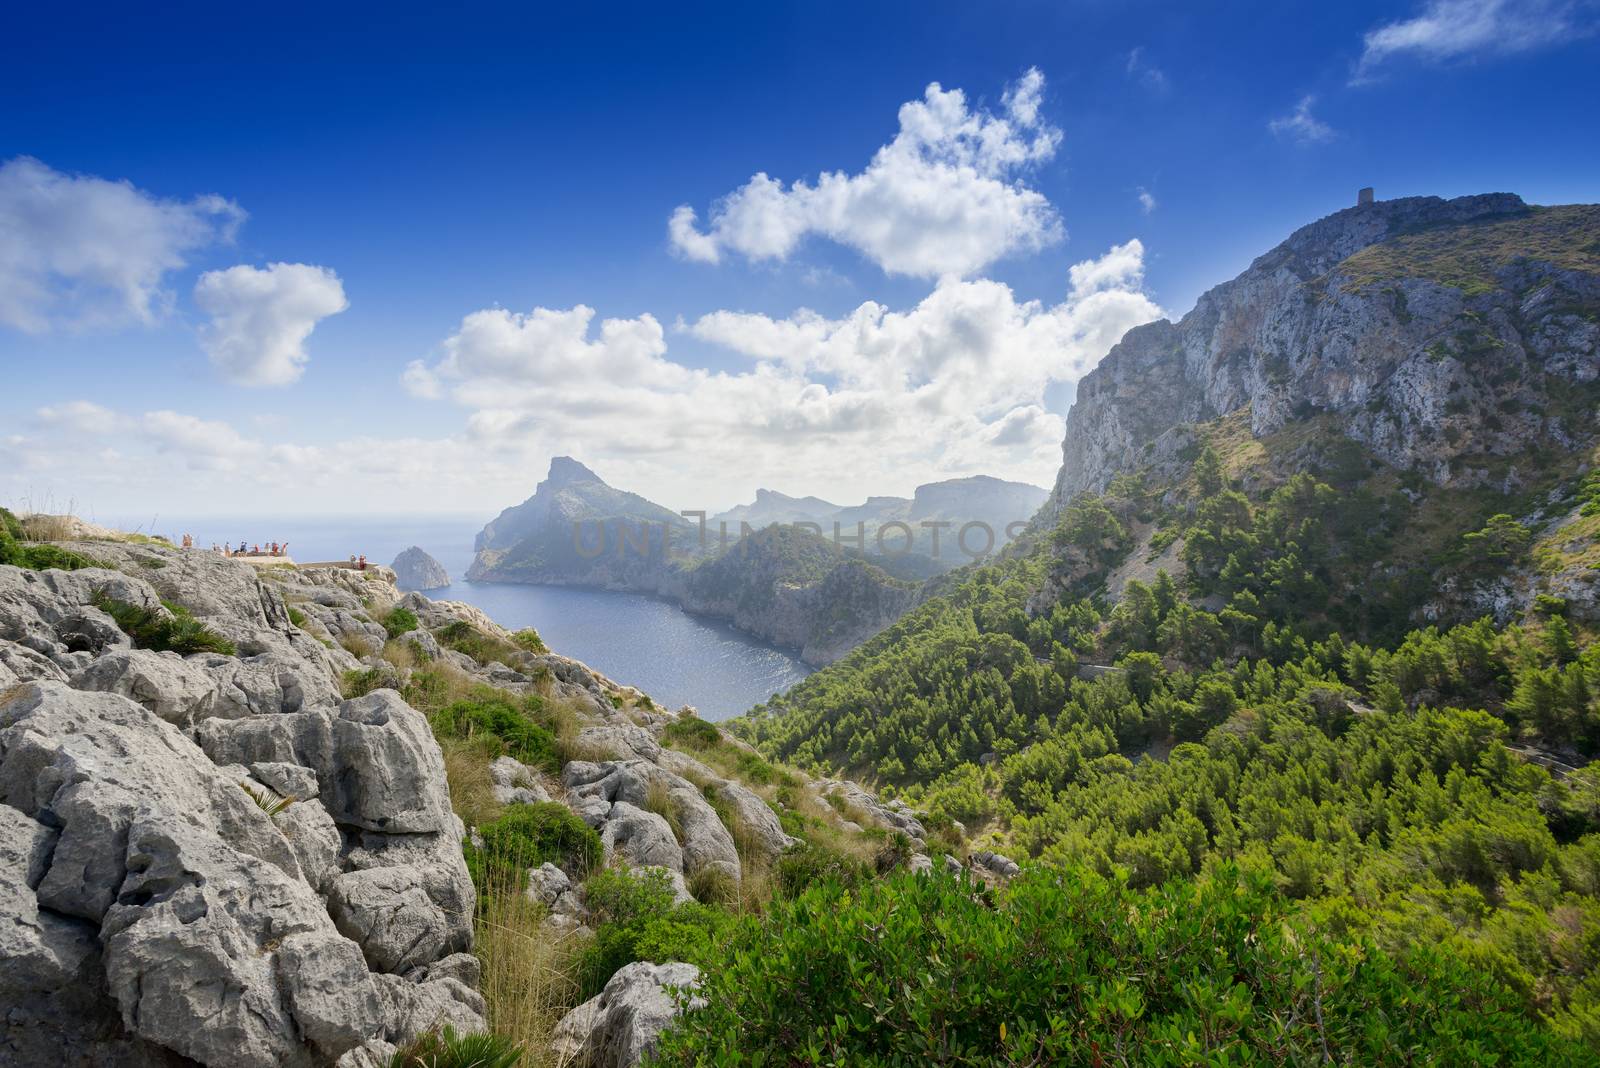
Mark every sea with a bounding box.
[115,513,811,721]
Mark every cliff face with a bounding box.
[392,545,450,591]
[1048,195,1600,512]
[673,526,919,665]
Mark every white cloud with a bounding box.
[1125,47,1170,93]
[399,241,1161,502]
[35,400,126,434]
[1268,96,1335,144]
[0,156,244,333]
[1137,187,1158,214]
[194,263,348,386]
[668,68,1064,278]
[140,410,255,470]
[1356,0,1589,78]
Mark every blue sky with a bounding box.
[3,0,1598,520]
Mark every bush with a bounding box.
[342,666,394,699]
[436,619,524,667]
[388,1025,522,1067]
[648,866,1582,1066]
[661,715,722,750]
[576,867,734,999]
[92,594,235,655]
[511,627,546,653]
[383,606,420,638]
[470,802,601,891]
[0,524,99,571]
[429,689,559,773]
[772,841,870,901]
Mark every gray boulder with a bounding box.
[550,961,706,1068]
[489,754,551,805]
[100,817,384,1066]
[971,850,1021,880]
[196,689,455,835]
[69,648,217,727]
[702,779,793,862]
[564,760,739,886]
[600,802,685,871]
[0,683,301,922]
[327,865,459,974]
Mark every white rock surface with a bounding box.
[550,961,706,1068]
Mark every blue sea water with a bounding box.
[118,513,811,721]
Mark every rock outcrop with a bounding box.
[0,549,484,1065]
[1046,195,1600,513]
[550,961,705,1068]
[391,546,450,592]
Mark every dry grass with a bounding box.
[441,737,505,831]
[338,632,377,660]
[382,638,418,674]
[473,864,585,1067]
[644,780,686,844]
[19,513,76,542]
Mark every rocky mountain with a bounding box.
[468,457,692,589]
[391,545,450,591]
[1048,193,1600,511]
[468,461,922,664]
[715,477,1047,565]
[711,489,843,530]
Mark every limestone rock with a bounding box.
[702,778,793,861]
[196,688,455,834]
[564,760,739,886]
[0,682,301,922]
[550,961,706,1068]
[100,816,383,1066]
[599,802,685,871]
[391,546,450,592]
[971,850,1021,880]
[489,754,551,805]
[812,779,927,841]
[327,865,459,974]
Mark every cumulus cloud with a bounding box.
[401,241,1161,501]
[1268,96,1335,144]
[0,156,244,333]
[194,263,348,386]
[1356,0,1590,79]
[668,68,1064,278]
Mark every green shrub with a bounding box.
[0,507,22,540]
[772,841,870,900]
[428,690,559,773]
[471,802,600,889]
[342,667,392,699]
[648,866,1581,1066]
[0,526,100,571]
[92,593,235,655]
[511,627,546,653]
[388,1025,522,1067]
[662,716,722,750]
[577,867,734,999]
[435,619,524,667]
[383,606,420,638]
